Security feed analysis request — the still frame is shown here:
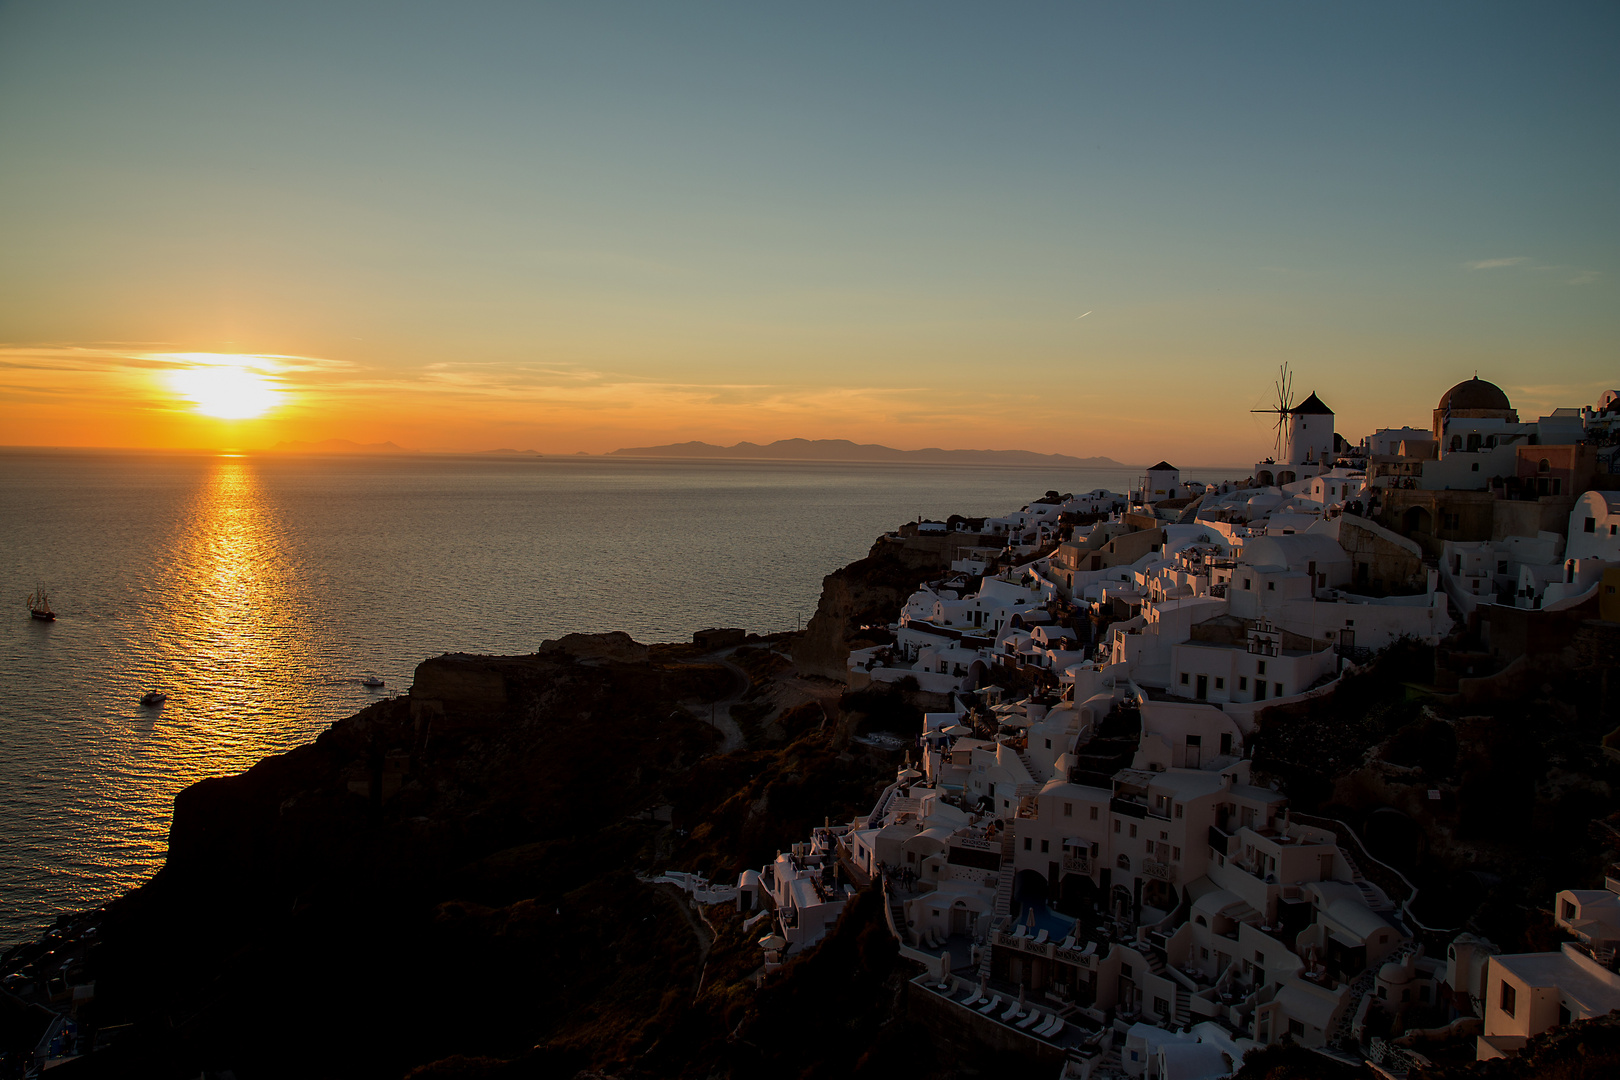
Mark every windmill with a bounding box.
[1250,363,1294,463]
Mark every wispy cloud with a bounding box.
[1463,256,1601,284]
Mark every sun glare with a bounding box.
[168,358,284,419]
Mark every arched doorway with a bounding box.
[1058,872,1100,917]
[1403,506,1433,535]
[1015,868,1049,905]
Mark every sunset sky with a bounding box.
[1,1,1615,464]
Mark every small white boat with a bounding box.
[361,676,385,688]
[140,691,167,707]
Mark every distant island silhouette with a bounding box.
[267,439,413,454]
[609,438,1129,467]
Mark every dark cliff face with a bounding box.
[790,534,956,679]
[63,632,906,1079]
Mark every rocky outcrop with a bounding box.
[790,534,957,680]
[537,630,650,664]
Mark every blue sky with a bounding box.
[1,1,1615,459]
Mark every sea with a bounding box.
[0,448,1142,947]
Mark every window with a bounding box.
[1539,459,1551,473]
[1063,802,1073,817]
[1267,581,1275,591]
[1114,819,1121,833]
[1563,899,1577,919]
[1118,854,1131,870]
[1500,981,1517,1018]
[1255,950,1265,964]
[1239,677,1248,690]
[1275,682,1284,697]
[1220,733,1233,755]
[1587,517,1597,534]
[1129,823,1137,838]
[1045,738,1052,749]
[1215,677,1225,690]
[1471,462,1479,472]
[1175,804,1184,819]
[1041,839,1049,853]
[1172,846,1181,860]
[1090,806,1099,821]
[1201,947,1209,958]
[1243,578,1252,590]
[1024,837,1032,851]
[1180,673,1190,685]
[1288,1019,1305,1039]
[1145,839,1154,853]
[1257,661,1267,675]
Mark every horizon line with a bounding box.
[0,443,1265,474]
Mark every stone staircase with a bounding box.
[887,888,909,945]
[1016,749,1040,784]
[1328,940,1419,1049]
[865,781,901,829]
[1133,940,1166,976]
[977,828,1018,981]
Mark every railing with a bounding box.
[1063,853,1091,874]
[1142,860,1176,884]
[1111,797,1147,819]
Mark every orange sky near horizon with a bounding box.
[2,5,1616,466]
[3,342,1613,466]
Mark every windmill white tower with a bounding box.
[1251,364,1335,485]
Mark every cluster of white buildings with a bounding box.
[712,376,1620,1078]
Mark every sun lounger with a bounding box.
[1000,999,1023,1021]
[1079,941,1096,957]
[978,993,1002,1015]
[1034,929,1049,945]
[1012,924,1027,939]
[1041,1017,1065,1039]
[1017,1008,1043,1030]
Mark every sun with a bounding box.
[168,358,284,419]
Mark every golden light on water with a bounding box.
[166,355,285,419]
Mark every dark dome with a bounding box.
[1438,377,1512,412]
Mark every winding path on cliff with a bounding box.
[675,650,749,754]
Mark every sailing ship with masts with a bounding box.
[27,586,55,621]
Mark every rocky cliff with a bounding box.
[790,532,964,679]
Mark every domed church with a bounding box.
[1432,376,1518,440]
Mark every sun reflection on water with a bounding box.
[105,455,320,875]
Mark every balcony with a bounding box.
[1063,852,1091,874]
[1142,860,1177,884]
[1111,796,1147,819]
